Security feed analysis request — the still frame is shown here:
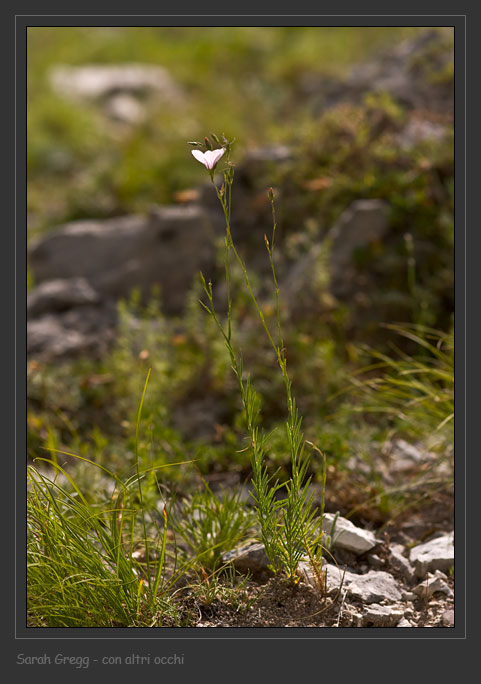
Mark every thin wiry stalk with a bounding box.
[135,368,152,593]
[199,147,325,579]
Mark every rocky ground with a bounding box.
[180,511,454,628]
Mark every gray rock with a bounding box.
[105,93,146,125]
[345,454,372,476]
[362,604,404,627]
[221,543,271,577]
[390,544,416,582]
[243,145,292,164]
[27,277,100,319]
[385,438,436,475]
[397,119,447,150]
[347,32,452,112]
[442,609,454,626]
[413,570,453,599]
[283,200,391,312]
[314,563,403,604]
[348,570,403,604]
[410,532,454,578]
[323,512,378,555]
[390,438,424,463]
[50,63,182,103]
[28,315,90,359]
[350,612,364,627]
[328,199,391,299]
[281,242,331,319]
[304,29,453,117]
[50,63,183,127]
[27,303,116,361]
[397,618,414,627]
[29,206,216,314]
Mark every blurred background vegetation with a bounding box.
[27,26,454,526]
[27,26,428,236]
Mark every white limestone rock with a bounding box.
[309,563,403,604]
[409,532,454,578]
[323,513,378,555]
[397,618,414,627]
[362,604,404,627]
[413,570,453,599]
[390,544,416,582]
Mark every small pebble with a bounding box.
[397,618,413,627]
[442,609,454,627]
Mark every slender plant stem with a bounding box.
[199,149,325,579]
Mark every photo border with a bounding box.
[9,6,470,675]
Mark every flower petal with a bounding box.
[192,147,225,170]
[192,149,207,167]
[211,148,225,167]
[203,148,225,169]
[203,150,216,169]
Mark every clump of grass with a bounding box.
[170,482,256,572]
[351,323,454,452]
[193,135,326,581]
[341,323,454,524]
[189,564,258,614]
[27,460,178,627]
[27,352,262,627]
[27,370,197,627]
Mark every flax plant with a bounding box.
[191,135,325,580]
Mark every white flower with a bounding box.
[191,147,225,170]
